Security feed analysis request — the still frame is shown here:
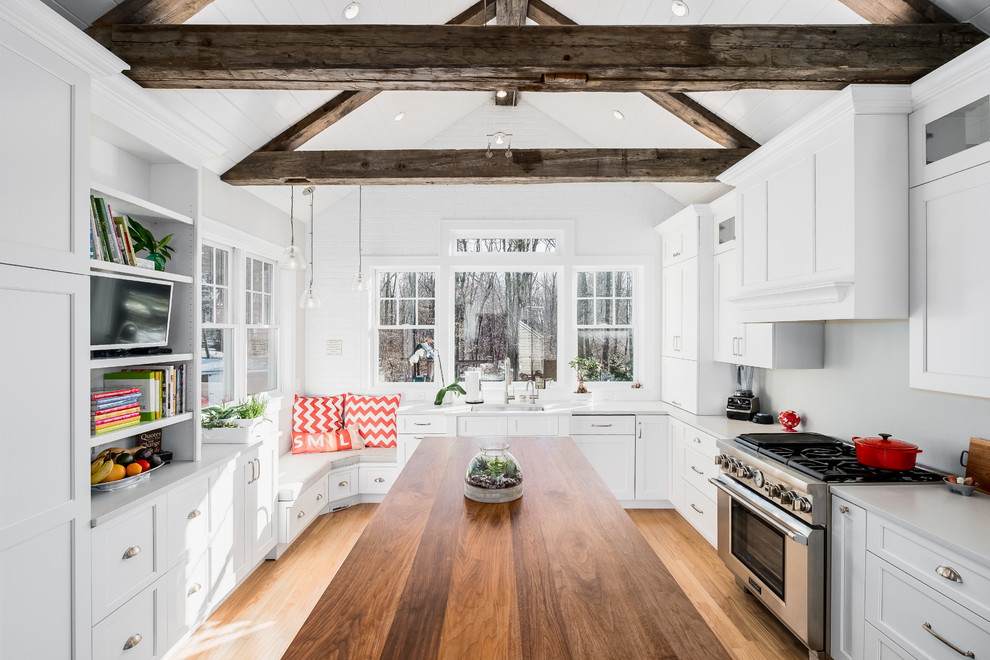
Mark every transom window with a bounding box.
[377,271,436,383]
[456,238,557,253]
[577,270,634,381]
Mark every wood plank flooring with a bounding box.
[169,505,807,660]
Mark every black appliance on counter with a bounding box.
[726,365,759,420]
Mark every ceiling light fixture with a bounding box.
[671,1,689,17]
[299,186,322,309]
[343,2,361,20]
[496,89,508,99]
[485,131,513,158]
[612,109,625,120]
[351,186,367,292]
[279,185,306,271]
[393,111,406,122]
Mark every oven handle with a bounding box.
[709,476,813,546]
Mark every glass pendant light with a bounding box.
[279,185,306,270]
[351,185,367,292]
[299,186,322,309]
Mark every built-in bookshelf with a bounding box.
[89,412,194,448]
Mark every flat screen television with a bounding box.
[91,273,173,350]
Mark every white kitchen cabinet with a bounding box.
[166,555,210,649]
[830,496,867,660]
[165,470,212,570]
[634,416,668,502]
[242,437,277,570]
[209,457,240,607]
[667,418,719,548]
[91,580,166,660]
[572,435,636,501]
[662,259,698,360]
[863,623,915,660]
[719,86,912,322]
[909,161,990,399]
[660,210,699,265]
[667,418,685,510]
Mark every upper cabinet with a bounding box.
[910,39,990,187]
[719,86,912,323]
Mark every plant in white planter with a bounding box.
[569,356,602,401]
[202,396,270,444]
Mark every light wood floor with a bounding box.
[170,505,807,660]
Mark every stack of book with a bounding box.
[91,388,142,436]
[90,195,144,267]
[104,365,186,422]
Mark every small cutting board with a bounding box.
[964,437,990,494]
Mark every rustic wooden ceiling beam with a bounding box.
[527,0,758,149]
[220,148,753,185]
[835,0,956,24]
[86,23,984,92]
[256,0,494,153]
[89,0,216,27]
[495,0,529,106]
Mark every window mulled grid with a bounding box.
[201,243,234,406]
[376,270,437,383]
[244,256,279,396]
[576,270,635,382]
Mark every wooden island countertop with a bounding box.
[283,436,730,659]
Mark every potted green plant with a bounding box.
[569,356,602,402]
[128,218,175,271]
[201,397,270,444]
[409,338,466,406]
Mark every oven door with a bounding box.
[711,475,825,653]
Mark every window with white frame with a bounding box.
[576,270,634,381]
[200,244,281,404]
[377,271,436,383]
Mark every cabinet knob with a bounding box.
[374,477,385,483]
[122,546,141,560]
[188,583,201,596]
[838,505,849,514]
[316,493,323,501]
[338,480,349,487]
[123,633,143,650]
[935,565,963,583]
[187,509,201,520]
[692,437,701,444]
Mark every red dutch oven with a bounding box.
[852,433,922,470]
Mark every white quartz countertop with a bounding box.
[831,484,990,567]
[398,399,779,439]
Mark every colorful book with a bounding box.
[90,196,112,262]
[103,372,161,421]
[94,197,123,264]
[92,405,140,422]
[91,401,141,416]
[113,216,138,267]
[91,394,142,411]
[93,418,141,436]
[91,411,141,430]
[91,387,141,401]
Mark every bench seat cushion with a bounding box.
[277,446,397,501]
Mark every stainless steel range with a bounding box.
[709,432,943,658]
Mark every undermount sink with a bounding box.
[470,403,544,412]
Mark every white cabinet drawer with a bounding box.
[329,468,358,501]
[360,466,398,494]
[283,476,329,544]
[681,445,717,499]
[864,622,917,660]
[868,514,990,621]
[166,555,210,649]
[92,495,165,623]
[570,415,635,435]
[681,425,719,459]
[866,553,990,660]
[509,415,558,436]
[680,481,717,548]
[165,471,211,570]
[92,580,165,660]
[398,414,448,434]
[457,416,508,436]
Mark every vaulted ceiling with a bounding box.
[44,0,990,214]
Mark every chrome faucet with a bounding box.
[524,380,537,404]
[504,357,513,404]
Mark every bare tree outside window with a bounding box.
[456,238,557,253]
[454,270,558,382]
[378,271,436,382]
[577,270,634,381]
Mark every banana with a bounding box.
[91,460,113,484]
[91,457,106,475]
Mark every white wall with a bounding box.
[756,320,990,473]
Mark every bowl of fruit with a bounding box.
[91,446,164,492]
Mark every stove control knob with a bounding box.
[715,454,727,467]
[766,483,782,498]
[752,470,765,489]
[793,497,812,513]
[737,465,753,479]
[780,490,795,506]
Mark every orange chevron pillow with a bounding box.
[344,393,402,448]
[293,394,345,433]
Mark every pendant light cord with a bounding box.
[308,190,315,287]
[289,185,296,245]
[358,185,363,272]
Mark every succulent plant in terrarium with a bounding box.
[464,442,524,503]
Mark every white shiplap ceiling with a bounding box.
[42,0,990,211]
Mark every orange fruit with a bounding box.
[126,463,143,477]
[103,464,126,482]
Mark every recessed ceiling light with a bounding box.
[496,89,508,98]
[671,1,689,17]
[343,2,361,20]
[612,109,625,120]
[393,111,406,122]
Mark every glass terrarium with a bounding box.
[464,442,523,503]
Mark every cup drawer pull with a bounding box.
[123,633,142,650]
[122,546,141,560]
[316,493,323,501]
[935,565,963,583]
[187,509,201,520]
[692,437,702,444]
[338,480,349,487]
[374,477,386,483]
[188,583,201,597]
[923,622,974,658]
[297,511,305,518]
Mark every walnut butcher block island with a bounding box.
[283,436,729,660]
